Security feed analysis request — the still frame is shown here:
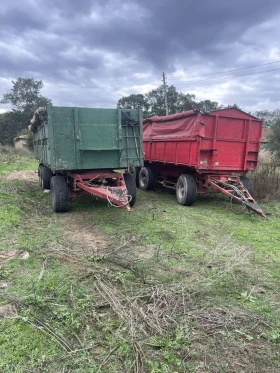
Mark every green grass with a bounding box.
[0,148,279,372]
[0,145,37,176]
[72,190,280,282]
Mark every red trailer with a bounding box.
[139,108,265,217]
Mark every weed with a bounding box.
[262,329,280,343]
[249,163,280,201]
[0,145,37,176]
[239,291,258,303]
[234,329,254,341]
[0,149,279,372]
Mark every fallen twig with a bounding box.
[98,345,120,371]
[37,261,46,283]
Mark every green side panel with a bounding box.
[51,106,77,170]
[33,105,143,172]
[77,108,120,169]
[33,120,51,167]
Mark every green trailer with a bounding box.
[32,105,143,212]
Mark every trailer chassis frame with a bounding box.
[68,171,132,211]
[207,175,266,218]
[160,171,266,218]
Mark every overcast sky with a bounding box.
[0,0,280,113]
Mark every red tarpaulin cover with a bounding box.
[143,110,206,139]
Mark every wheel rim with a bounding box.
[130,167,135,178]
[140,173,146,187]
[177,180,185,200]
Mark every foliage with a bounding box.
[195,99,220,112]
[18,128,34,151]
[117,84,224,118]
[0,78,51,145]
[0,149,279,372]
[0,145,36,176]
[249,164,280,200]
[117,85,243,118]
[264,118,280,160]
[1,78,51,112]
[0,111,22,145]
[253,110,280,160]
[145,85,196,117]
[117,93,149,114]
[254,109,280,128]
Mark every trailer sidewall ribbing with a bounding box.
[33,105,143,212]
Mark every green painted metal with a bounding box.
[33,105,143,172]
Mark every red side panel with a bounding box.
[143,108,263,173]
[143,111,202,167]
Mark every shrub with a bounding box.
[249,163,280,201]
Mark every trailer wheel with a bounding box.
[129,166,141,187]
[38,165,43,188]
[139,167,155,190]
[124,173,136,207]
[41,166,53,190]
[176,174,197,206]
[240,176,253,196]
[50,176,69,212]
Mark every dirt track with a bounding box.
[5,169,110,253]
[5,170,37,181]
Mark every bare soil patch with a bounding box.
[58,212,110,254]
[0,304,17,318]
[0,250,29,264]
[5,170,37,181]
[188,307,279,373]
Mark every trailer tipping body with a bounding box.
[140,108,265,217]
[143,108,262,174]
[32,105,143,212]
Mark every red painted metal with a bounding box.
[143,108,262,173]
[207,176,266,218]
[143,108,265,217]
[68,171,132,211]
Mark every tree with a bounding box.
[117,85,226,118]
[225,104,241,109]
[117,94,148,110]
[118,85,197,118]
[195,99,221,112]
[254,109,280,128]
[253,110,280,160]
[0,111,23,145]
[265,118,280,160]
[145,85,167,117]
[17,128,34,151]
[0,78,51,145]
[144,85,197,117]
[176,92,197,112]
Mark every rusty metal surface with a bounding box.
[208,176,266,218]
[70,171,132,211]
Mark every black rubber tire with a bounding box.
[176,174,197,206]
[129,166,141,187]
[124,173,137,207]
[240,175,253,196]
[38,165,44,188]
[50,176,69,213]
[41,166,53,190]
[139,167,155,190]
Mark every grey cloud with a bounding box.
[0,3,48,32]
[48,0,280,68]
[0,0,280,111]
